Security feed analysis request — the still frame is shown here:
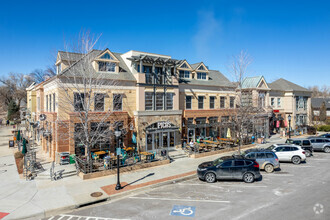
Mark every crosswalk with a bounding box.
[46,214,130,220]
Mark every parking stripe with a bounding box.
[129,196,230,203]
[49,214,130,220]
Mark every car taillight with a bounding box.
[302,151,305,154]
[253,162,259,168]
[275,158,278,161]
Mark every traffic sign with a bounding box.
[170,205,195,217]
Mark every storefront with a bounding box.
[145,121,179,152]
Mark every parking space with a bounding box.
[47,152,330,220]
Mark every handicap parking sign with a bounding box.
[170,205,196,217]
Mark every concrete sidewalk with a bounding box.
[0,126,269,220]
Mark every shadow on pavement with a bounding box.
[122,173,155,188]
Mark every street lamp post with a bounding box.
[115,126,122,190]
[288,115,292,138]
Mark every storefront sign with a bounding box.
[157,121,172,129]
[273,110,279,113]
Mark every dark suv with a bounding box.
[285,138,314,157]
[319,133,330,139]
[197,156,261,183]
[243,149,280,173]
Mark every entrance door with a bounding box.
[188,128,195,143]
[162,132,168,148]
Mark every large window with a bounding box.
[99,61,116,72]
[186,96,192,109]
[145,92,153,110]
[197,72,207,80]
[277,98,281,107]
[91,122,110,150]
[166,93,173,110]
[46,95,48,112]
[156,93,164,110]
[113,94,123,111]
[230,97,235,108]
[49,94,52,112]
[198,96,204,109]
[271,98,275,106]
[220,96,226,108]
[210,96,215,109]
[94,93,105,111]
[179,70,190,79]
[74,93,85,111]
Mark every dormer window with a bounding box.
[179,70,190,79]
[100,53,114,60]
[198,65,205,70]
[181,63,188,69]
[197,72,207,80]
[98,61,116,72]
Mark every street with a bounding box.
[47,151,330,220]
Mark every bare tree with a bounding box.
[308,85,330,98]
[50,31,128,171]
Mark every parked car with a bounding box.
[266,144,306,164]
[307,137,330,153]
[285,138,313,157]
[197,156,261,183]
[319,133,330,139]
[243,149,280,173]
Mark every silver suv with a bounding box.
[243,149,280,173]
[307,137,330,153]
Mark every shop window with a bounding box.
[220,96,226,108]
[186,96,192,109]
[198,96,204,109]
[94,93,105,111]
[209,96,215,109]
[113,94,123,111]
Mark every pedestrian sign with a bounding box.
[170,205,195,217]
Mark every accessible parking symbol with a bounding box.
[170,205,196,217]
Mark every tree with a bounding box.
[7,99,20,120]
[319,101,327,122]
[53,30,126,171]
[30,66,56,84]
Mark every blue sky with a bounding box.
[1,0,329,87]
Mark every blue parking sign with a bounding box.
[170,205,196,217]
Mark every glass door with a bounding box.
[162,132,168,149]
[188,128,195,143]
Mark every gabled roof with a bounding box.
[57,51,84,63]
[242,76,268,89]
[179,70,235,88]
[311,98,330,109]
[269,78,310,92]
[59,50,136,82]
[178,60,193,70]
[190,62,209,71]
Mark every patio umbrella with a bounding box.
[16,130,21,142]
[22,138,27,155]
[226,128,231,139]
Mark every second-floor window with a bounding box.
[145,92,153,110]
[198,96,204,109]
[74,93,85,111]
[166,93,173,110]
[46,95,48,112]
[156,93,164,110]
[53,94,56,112]
[186,96,192,109]
[94,93,105,111]
[197,72,207,80]
[210,96,215,109]
[113,94,123,111]
[230,97,235,108]
[220,96,226,108]
[99,61,116,72]
[277,98,281,107]
[49,95,52,112]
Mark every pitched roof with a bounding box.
[58,51,84,62]
[242,76,264,89]
[179,70,235,88]
[190,63,201,69]
[311,98,330,109]
[59,50,136,82]
[269,78,310,92]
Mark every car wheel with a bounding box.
[324,147,330,153]
[305,150,311,157]
[292,156,301,165]
[243,172,254,183]
[204,172,216,183]
[264,164,274,173]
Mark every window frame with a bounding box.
[209,96,215,109]
[186,96,192,109]
[113,94,123,111]
[198,96,204,109]
[197,72,207,80]
[94,93,105,112]
[220,96,226,109]
[74,93,85,112]
[230,97,235,108]
[98,61,116,72]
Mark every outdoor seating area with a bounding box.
[75,146,166,174]
[184,138,237,155]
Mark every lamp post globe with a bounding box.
[115,126,122,190]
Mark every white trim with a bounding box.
[129,196,230,203]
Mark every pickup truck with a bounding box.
[285,138,313,157]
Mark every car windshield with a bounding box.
[267,145,276,150]
[213,158,224,165]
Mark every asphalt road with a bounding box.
[47,150,330,220]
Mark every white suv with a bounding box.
[267,144,306,164]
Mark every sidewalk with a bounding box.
[0,125,261,220]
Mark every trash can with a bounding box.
[69,154,76,164]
